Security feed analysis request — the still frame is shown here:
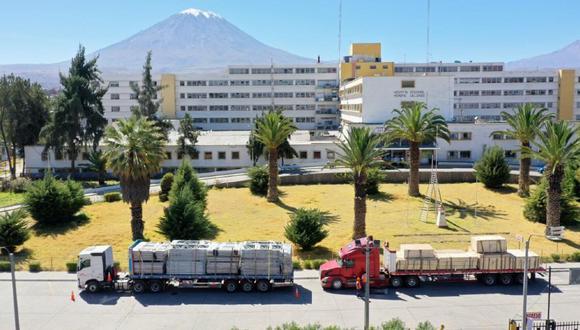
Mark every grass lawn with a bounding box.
[0,191,25,208]
[11,183,580,271]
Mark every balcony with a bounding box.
[317,82,339,89]
[315,95,339,102]
[315,109,338,115]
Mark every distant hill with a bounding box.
[507,40,580,70]
[0,8,313,88]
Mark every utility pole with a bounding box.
[1,247,20,330]
[364,237,371,330]
[522,236,531,330]
[547,266,552,327]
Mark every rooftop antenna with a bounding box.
[338,0,342,69]
[426,0,431,70]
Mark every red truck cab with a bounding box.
[320,236,389,290]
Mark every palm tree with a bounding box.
[523,121,580,232]
[384,102,449,197]
[85,150,107,186]
[253,111,297,202]
[335,127,383,239]
[492,103,553,197]
[103,117,166,240]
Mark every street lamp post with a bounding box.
[364,237,370,330]
[1,246,20,330]
[522,238,530,330]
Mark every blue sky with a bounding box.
[0,0,578,64]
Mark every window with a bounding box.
[481,103,501,109]
[230,80,250,86]
[232,151,240,160]
[229,68,249,74]
[41,150,48,161]
[526,77,547,83]
[209,93,228,99]
[504,150,517,158]
[274,79,294,86]
[129,93,137,100]
[504,90,523,96]
[299,151,308,159]
[503,102,523,109]
[273,68,293,74]
[192,118,208,123]
[218,152,226,160]
[231,117,251,123]
[252,92,272,98]
[296,79,315,86]
[504,77,524,83]
[253,105,271,111]
[317,67,337,73]
[492,133,514,140]
[180,105,186,111]
[313,151,321,159]
[109,81,119,87]
[111,106,120,112]
[231,105,251,111]
[251,68,271,74]
[230,93,250,98]
[450,132,472,140]
[274,92,293,98]
[296,104,315,110]
[209,105,228,111]
[110,93,120,100]
[252,80,271,86]
[396,66,415,73]
[179,81,185,86]
[401,80,415,88]
[415,66,435,72]
[482,65,503,72]
[278,105,294,111]
[295,92,315,98]
[192,151,199,160]
[526,90,547,96]
[210,118,229,123]
[180,93,185,99]
[165,152,172,160]
[188,105,208,111]
[187,93,207,99]
[177,152,184,160]
[209,80,228,86]
[438,66,458,72]
[327,151,335,160]
[369,65,377,70]
[459,66,480,72]
[186,80,206,86]
[481,77,502,84]
[79,259,91,270]
[457,78,480,84]
[295,117,315,123]
[295,68,315,74]
[204,152,213,160]
[447,150,471,160]
[54,149,64,160]
[458,90,479,96]
[481,90,501,96]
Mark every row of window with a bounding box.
[177,92,318,99]
[454,89,554,96]
[454,102,553,109]
[108,81,158,88]
[446,149,516,160]
[229,67,337,75]
[178,79,338,87]
[178,104,324,112]
[183,117,317,124]
[455,76,554,84]
[395,64,503,73]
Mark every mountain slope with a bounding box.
[507,40,580,70]
[0,8,312,88]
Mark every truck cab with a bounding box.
[77,245,115,292]
[319,237,388,290]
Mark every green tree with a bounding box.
[278,139,298,166]
[0,75,49,178]
[41,45,107,172]
[523,170,579,225]
[385,102,449,196]
[169,161,207,207]
[247,166,269,196]
[253,111,297,202]
[159,172,174,202]
[284,208,333,250]
[474,146,511,189]
[335,127,383,239]
[0,209,30,252]
[492,103,553,196]
[176,113,199,159]
[246,130,265,166]
[103,116,166,240]
[85,150,107,185]
[523,121,580,231]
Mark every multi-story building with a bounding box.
[102,64,340,131]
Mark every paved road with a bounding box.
[1,268,578,330]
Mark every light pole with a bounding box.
[521,234,540,330]
[1,246,20,330]
[364,237,371,330]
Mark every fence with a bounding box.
[510,320,580,330]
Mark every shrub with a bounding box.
[159,172,174,202]
[474,146,511,188]
[248,166,269,196]
[303,260,313,269]
[523,173,579,225]
[66,262,77,273]
[284,208,333,250]
[373,318,406,330]
[551,253,561,262]
[7,177,31,193]
[169,162,207,207]
[292,260,302,270]
[28,262,42,272]
[415,321,436,330]
[0,209,30,252]
[103,192,121,202]
[311,259,326,270]
[366,167,383,195]
[157,186,216,241]
[0,261,11,272]
[24,173,85,224]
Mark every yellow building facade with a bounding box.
[557,69,575,121]
[340,43,394,82]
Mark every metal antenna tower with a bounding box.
[426,0,431,64]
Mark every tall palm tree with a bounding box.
[384,102,449,197]
[335,127,383,239]
[492,103,553,196]
[254,111,297,202]
[523,121,580,232]
[103,117,166,240]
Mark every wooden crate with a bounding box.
[470,236,507,253]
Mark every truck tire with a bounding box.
[499,274,513,285]
[515,273,525,285]
[149,280,163,293]
[331,278,343,290]
[482,274,497,286]
[390,276,403,288]
[405,276,419,288]
[224,280,238,293]
[241,281,254,293]
[132,280,146,294]
[86,281,100,293]
[256,280,271,293]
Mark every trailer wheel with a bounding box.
[149,280,163,293]
[132,280,146,294]
[405,276,420,288]
[499,274,513,285]
[86,281,100,293]
[331,278,343,290]
[482,274,497,286]
[241,281,254,293]
[224,280,238,293]
[390,276,403,288]
[515,273,525,285]
[256,280,271,293]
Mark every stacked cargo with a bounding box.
[395,244,438,270]
[507,249,540,270]
[206,242,241,275]
[166,240,210,275]
[434,250,479,270]
[131,242,170,275]
[240,241,293,276]
[470,236,513,270]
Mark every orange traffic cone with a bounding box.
[70,290,76,302]
[294,286,301,299]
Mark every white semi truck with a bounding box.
[77,240,294,294]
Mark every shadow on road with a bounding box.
[79,284,313,306]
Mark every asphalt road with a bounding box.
[0,269,578,330]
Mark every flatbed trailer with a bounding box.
[77,240,294,294]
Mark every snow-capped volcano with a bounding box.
[0,8,313,88]
[507,40,580,70]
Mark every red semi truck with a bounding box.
[319,236,543,290]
